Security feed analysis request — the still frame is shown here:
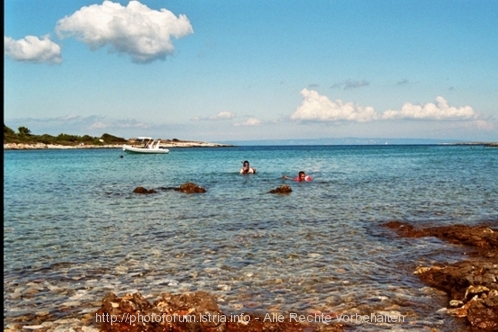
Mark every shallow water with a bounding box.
[4,145,498,331]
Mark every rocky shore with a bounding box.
[8,221,496,332]
[3,140,232,150]
[3,143,124,150]
[8,291,346,332]
[383,221,498,331]
[95,291,345,332]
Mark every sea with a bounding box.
[4,145,498,331]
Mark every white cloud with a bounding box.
[474,120,495,131]
[381,96,478,120]
[291,90,482,124]
[291,89,377,122]
[190,111,236,121]
[233,117,262,126]
[4,35,62,64]
[208,111,236,120]
[89,121,109,129]
[55,0,193,63]
[89,119,150,129]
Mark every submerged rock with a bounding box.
[175,182,206,194]
[269,185,292,194]
[133,187,157,194]
[382,221,498,250]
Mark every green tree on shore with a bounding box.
[18,126,31,136]
[4,124,15,136]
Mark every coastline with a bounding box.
[449,142,498,147]
[3,141,233,150]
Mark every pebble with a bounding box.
[217,284,231,291]
[81,327,100,332]
[60,301,82,307]
[45,283,62,292]
[26,282,44,290]
[308,253,322,258]
[22,325,45,330]
[53,327,76,332]
[11,292,22,300]
[52,319,81,325]
[26,286,42,294]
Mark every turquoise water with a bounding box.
[4,145,498,331]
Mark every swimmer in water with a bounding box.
[282,171,312,182]
[240,160,257,174]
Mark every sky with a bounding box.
[4,0,498,142]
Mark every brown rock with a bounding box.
[383,221,498,331]
[176,182,206,193]
[133,187,157,194]
[467,295,498,330]
[381,221,498,250]
[269,185,292,194]
[96,291,344,332]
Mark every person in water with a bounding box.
[282,171,312,182]
[240,160,257,174]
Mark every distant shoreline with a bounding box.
[3,141,234,150]
[448,142,498,147]
[3,141,497,150]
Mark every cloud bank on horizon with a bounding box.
[291,89,481,123]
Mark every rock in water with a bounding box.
[269,185,292,194]
[176,182,206,193]
[383,221,498,331]
[97,291,345,332]
[97,291,225,332]
[133,187,157,194]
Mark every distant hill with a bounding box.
[3,124,127,145]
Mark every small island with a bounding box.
[3,124,233,150]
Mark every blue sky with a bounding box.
[4,0,498,142]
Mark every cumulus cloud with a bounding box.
[233,117,262,126]
[291,90,481,124]
[4,35,62,64]
[291,89,377,122]
[381,97,478,120]
[55,0,193,63]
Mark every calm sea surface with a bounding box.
[4,145,498,331]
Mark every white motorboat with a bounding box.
[122,137,170,154]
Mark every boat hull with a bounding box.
[122,145,170,154]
